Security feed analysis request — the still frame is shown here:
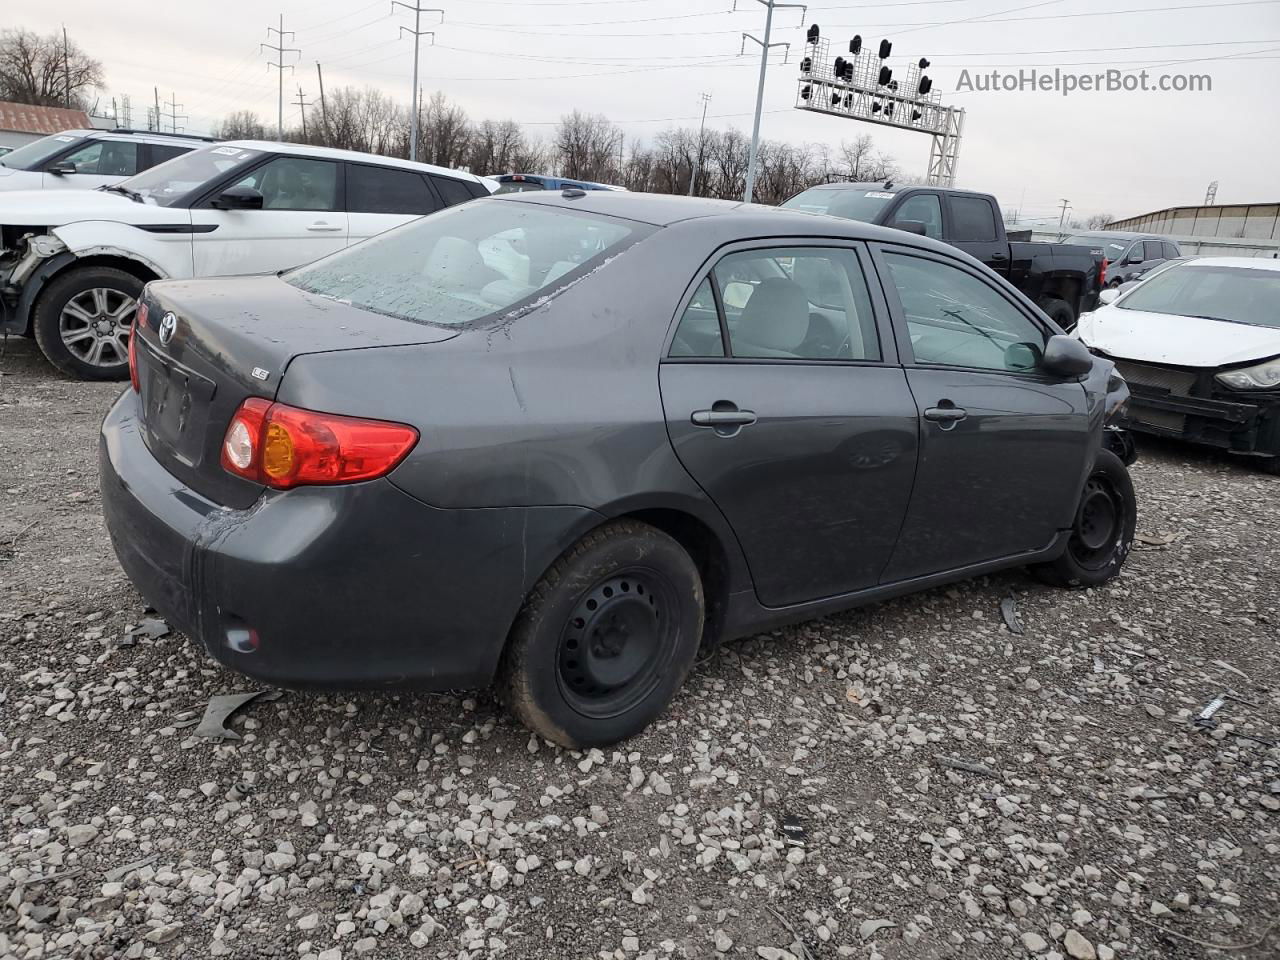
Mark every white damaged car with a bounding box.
[1075,256,1280,473]
[0,141,494,379]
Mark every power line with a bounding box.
[262,14,301,140]
[393,1,445,163]
[446,0,1280,37]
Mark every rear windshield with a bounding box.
[495,180,546,194]
[1118,263,1280,329]
[285,201,642,327]
[781,186,895,222]
[120,144,260,206]
[0,133,87,171]
[1065,235,1130,261]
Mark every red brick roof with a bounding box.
[0,101,91,136]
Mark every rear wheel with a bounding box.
[33,266,143,380]
[499,520,704,748]
[1038,296,1076,331]
[1032,448,1136,588]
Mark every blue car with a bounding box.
[494,173,624,194]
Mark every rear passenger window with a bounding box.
[715,247,879,361]
[1143,240,1163,260]
[431,175,474,207]
[348,164,439,215]
[148,144,191,167]
[949,196,997,241]
[670,279,723,357]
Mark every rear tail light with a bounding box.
[129,301,149,392]
[1099,258,1108,287]
[220,399,419,489]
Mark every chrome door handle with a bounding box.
[306,222,343,232]
[924,405,967,423]
[691,409,757,428]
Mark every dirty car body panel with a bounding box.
[100,191,1125,692]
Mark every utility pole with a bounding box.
[393,1,444,162]
[294,87,313,140]
[1057,199,1071,233]
[162,92,187,134]
[689,92,711,197]
[120,94,132,129]
[62,26,72,107]
[153,87,161,132]
[738,0,805,203]
[316,62,330,146]
[262,15,300,141]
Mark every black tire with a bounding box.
[499,520,704,748]
[1262,457,1280,476]
[1039,296,1076,331]
[1032,448,1136,588]
[32,266,144,380]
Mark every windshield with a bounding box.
[781,186,895,222]
[117,144,260,206]
[286,201,643,327]
[0,132,88,171]
[1118,263,1280,329]
[1066,235,1131,261]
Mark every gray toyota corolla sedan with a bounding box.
[100,190,1135,746]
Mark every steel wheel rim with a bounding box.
[1069,476,1123,570]
[59,287,136,367]
[557,570,678,719]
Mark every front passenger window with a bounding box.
[884,252,1046,372]
[893,194,943,240]
[232,157,339,211]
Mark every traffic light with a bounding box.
[878,39,892,59]
[850,35,862,55]
[807,24,820,43]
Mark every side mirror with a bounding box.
[47,161,76,176]
[212,185,264,210]
[892,219,928,236]
[1040,334,1094,378]
[1098,288,1119,305]
[1126,254,1143,265]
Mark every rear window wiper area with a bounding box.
[100,184,143,203]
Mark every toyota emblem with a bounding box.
[158,312,178,345]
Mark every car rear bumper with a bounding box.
[99,390,599,690]
[1118,383,1280,456]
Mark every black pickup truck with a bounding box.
[782,183,1105,329]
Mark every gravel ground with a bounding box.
[2,335,1278,960]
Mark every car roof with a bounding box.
[1179,256,1280,272]
[221,140,483,183]
[488,189,965,250]
[795,182,986,196]
[1069,230,1170,241]
[52,128,211,144]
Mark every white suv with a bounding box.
[0,141,496,379]
[0,129,213,193]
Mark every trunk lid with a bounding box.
[134,274,457,508]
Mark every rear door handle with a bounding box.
[691,409,757,428]
[924,405,967,423]
[990,253,1008,261]
[307,222,343,232]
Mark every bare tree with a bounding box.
[214,110,267,140]
[0,28,104,109]
[1085,213,1114,230]
[554,111,621,182]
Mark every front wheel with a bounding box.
[32,266,143,380]
[499,520,704,748]
[1032,448,1136,588]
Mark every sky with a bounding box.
[14,0,1280,225]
